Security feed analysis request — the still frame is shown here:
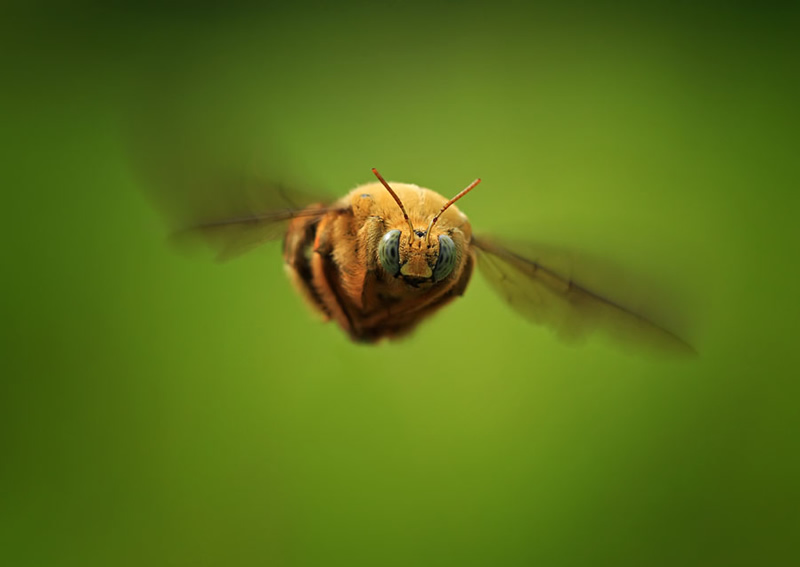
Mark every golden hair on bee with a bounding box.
[370,167,481,245]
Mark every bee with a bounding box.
[167,167,694,353]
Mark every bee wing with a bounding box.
[126,91,347,261]
[130,127,346,261]
[176,200,343,262]
[141,164,344,261]
[473,236,695,355]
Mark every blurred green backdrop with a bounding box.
[2,2,799,566]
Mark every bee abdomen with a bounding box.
[283,214,331,318]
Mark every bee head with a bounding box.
[372,168,478,285]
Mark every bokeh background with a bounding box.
[2,2,798,566]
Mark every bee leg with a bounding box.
[355,215,386,313]
[311,214,359,339]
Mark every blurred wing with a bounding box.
[175,200,341,262]
[126,84,344,261]
[140,162,342,261]
[129,123,344,261]
[473,236,695,355]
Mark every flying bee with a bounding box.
[280,169,479,342]
[163,167,694,353]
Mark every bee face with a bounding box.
[383,230,459,286]
[371,169,474,292]
[399,232,434,281]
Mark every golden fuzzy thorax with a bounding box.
[283,181,475,342]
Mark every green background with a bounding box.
[3,2,798,566]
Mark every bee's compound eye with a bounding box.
[433,234,457,281]
[379,230,402,276]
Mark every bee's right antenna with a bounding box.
[372,168,415,237]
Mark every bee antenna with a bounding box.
[425,178,481,243]
[372,168,415,237]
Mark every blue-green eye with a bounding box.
[433,234,457,281]
[379,230,402,276]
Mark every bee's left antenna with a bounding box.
[425,178,481,243]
